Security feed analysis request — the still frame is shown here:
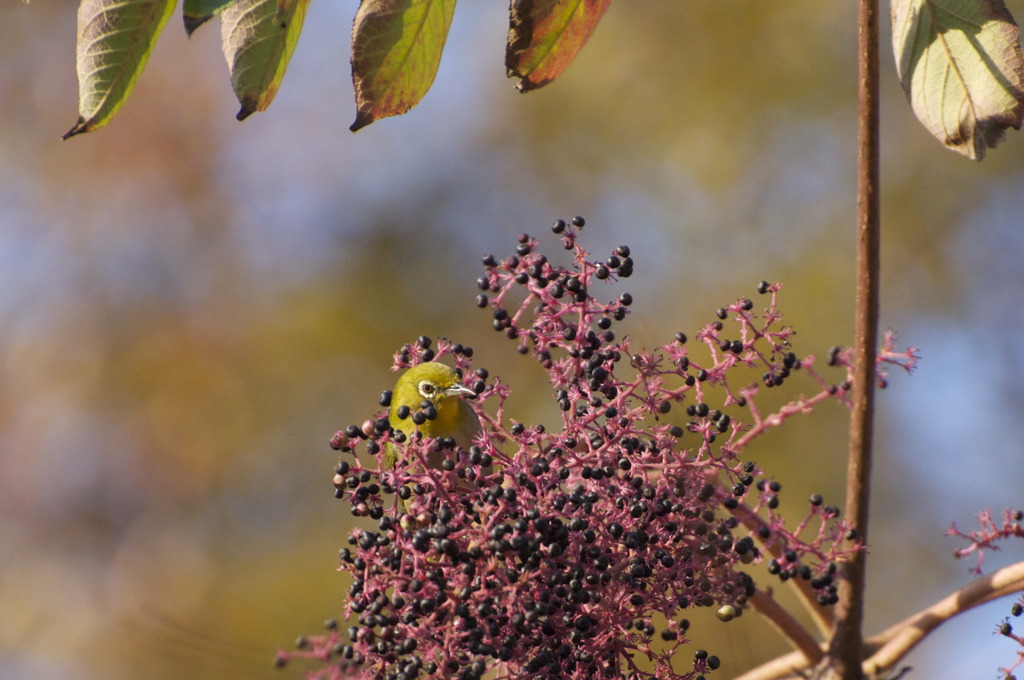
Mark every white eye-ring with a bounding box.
[418,381,437,398]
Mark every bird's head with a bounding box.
[395,362,475,410]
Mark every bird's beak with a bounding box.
[445,384,476,399]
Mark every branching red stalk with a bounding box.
[749,588,824,667]
[734,561,1024,680]
[730,501,835,636]
[864,561,1024,674]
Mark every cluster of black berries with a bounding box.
[281,219,861,680]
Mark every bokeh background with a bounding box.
[3,2,1023,679]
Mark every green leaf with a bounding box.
[892,0,1024,160]
[183,0,237,36]
[349,0,457,132]
[506,0,612,93]
[63,0,176,139]
[220,0,309,121]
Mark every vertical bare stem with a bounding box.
[828,0,880,677]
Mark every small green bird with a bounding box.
[385,362,480,472]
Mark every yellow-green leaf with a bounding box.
[506,0,611,93]
[892,0,1024,160]
[220,0,309,121]
[349,0,457,132]
[64,0,176,139]
[184,0,237,36]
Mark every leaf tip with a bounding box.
[62,117,89,140]
[512,77,544,93]
[183,15,213,37]
[350,111,373,132]
[505,57,547,92]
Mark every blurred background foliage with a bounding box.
[2,1,1023,679]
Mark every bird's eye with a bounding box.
[418,381,436,398]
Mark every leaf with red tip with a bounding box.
[221,0,309,121]
[64,0,176,139]
[506,0,611,92]
[892,0,1024,160]
[349,0,457,132]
